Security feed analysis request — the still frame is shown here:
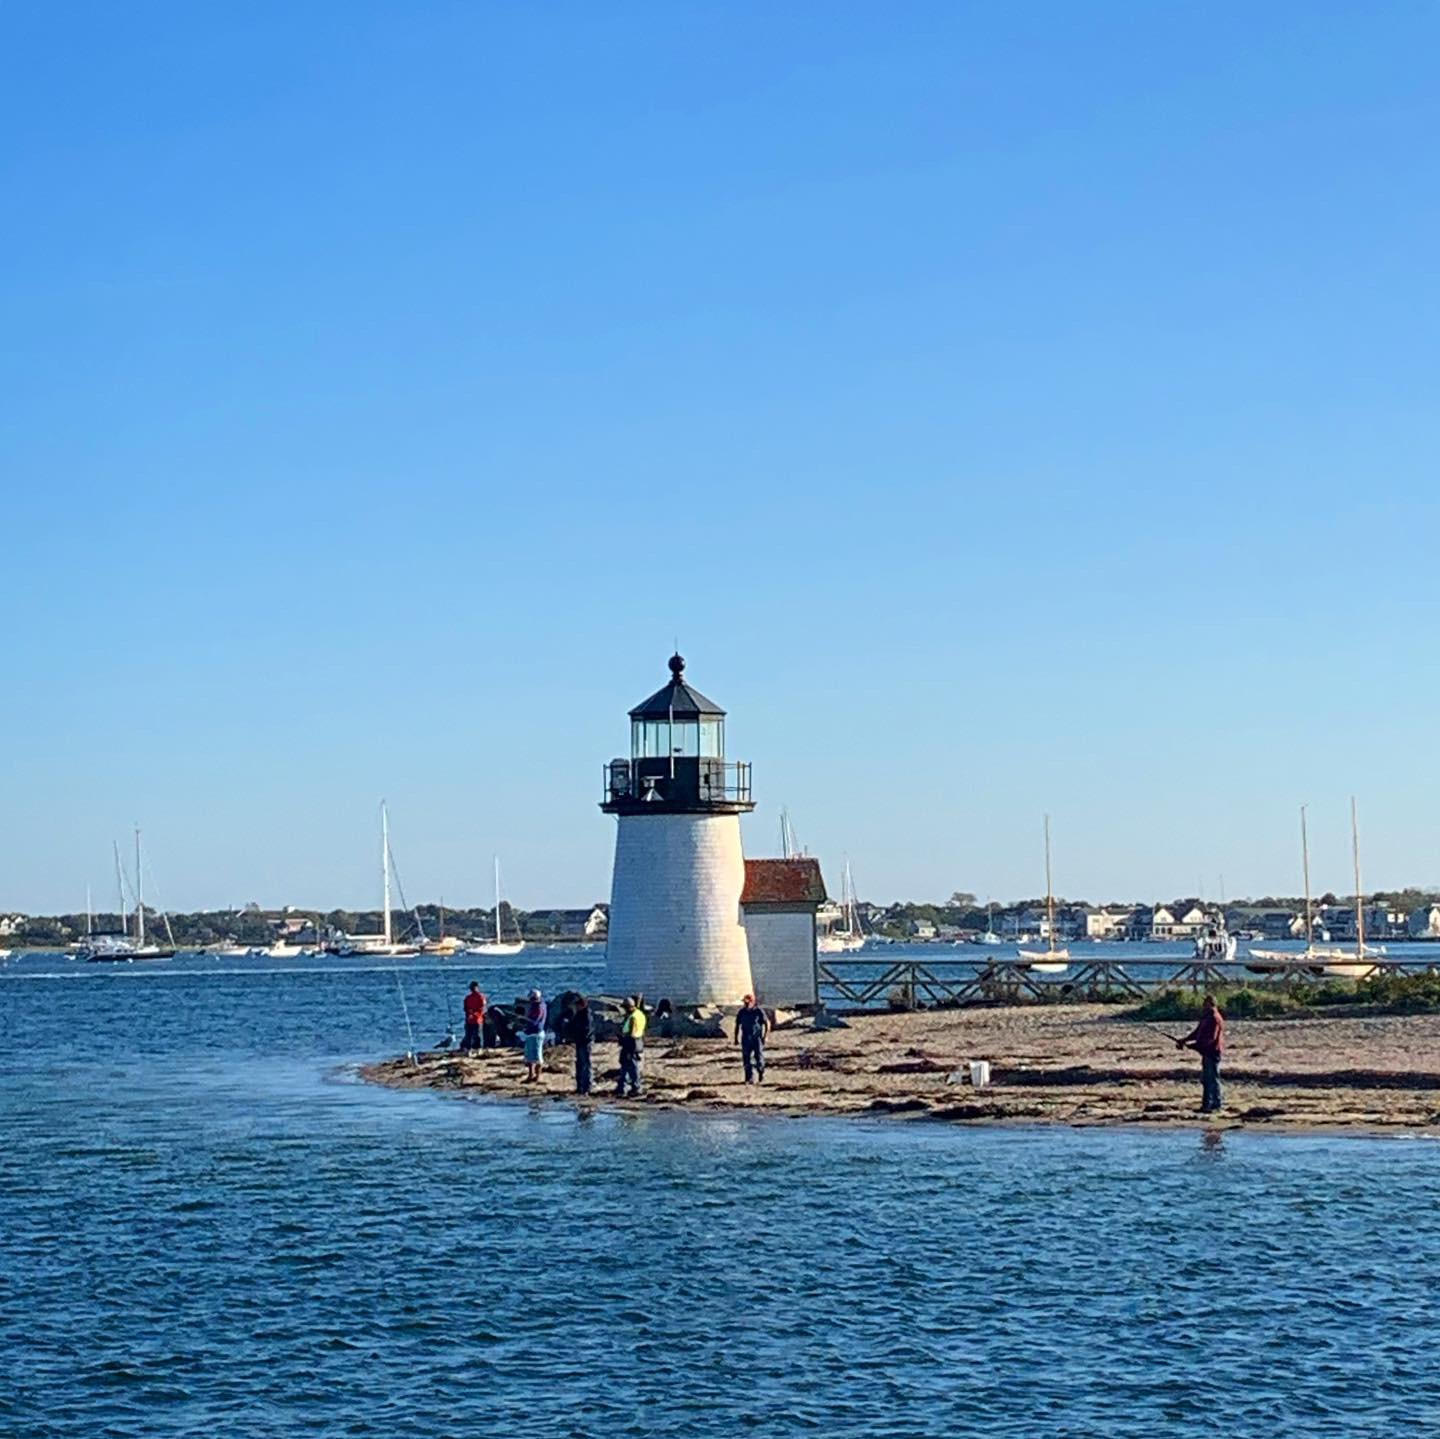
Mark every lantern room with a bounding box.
[602,654,753,815]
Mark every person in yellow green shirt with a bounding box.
[616,995,646,1097]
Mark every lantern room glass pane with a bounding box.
[669,720,699,757]
[632,720,673,758]
[699,717,723,757]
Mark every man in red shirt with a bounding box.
[461,982,486,1052]
[1177,995,1225,1113]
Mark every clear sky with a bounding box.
[4,2,1438,914]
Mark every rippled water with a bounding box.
[4,952,1439,1437]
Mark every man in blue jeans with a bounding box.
[1177,995,1226,1113]
[734,994,770,1084]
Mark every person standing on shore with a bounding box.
[461,983,486,1052]
[1177,995,1226,1113]
[616,996,645,1097]
[522,988,548,1083]
[570,995,594,1095]
[734,994,769,1084]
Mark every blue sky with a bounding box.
[3,2,1438,913]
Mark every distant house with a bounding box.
[1008,908,1046,939]
[0,913,24,936]
[1409,904,1440,940]
[1085,907,1134,941]
[741,857,826,1006]
[909,919,938,940]
[1149,906,1178,940]
[1368,904,1409,940]
[1227,907,1297,939]
[1149,904,1211,941]
[523,906,609,940]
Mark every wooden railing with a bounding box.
[816,953,1440,1009]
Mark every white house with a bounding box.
[741,857,826,1007]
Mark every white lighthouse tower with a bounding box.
[601,653,755,1006]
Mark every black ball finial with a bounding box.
[668,652,685,680]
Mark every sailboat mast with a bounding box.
[381,802,392,947]
[135,826,145,948]
[493,856,502,944]
[86,885,93,939]
[1044,815,1056,954]
[114,842,127,940]
[1300,805,1312,952]
[1351,796,1365,957]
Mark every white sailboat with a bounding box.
[1248,805,1353,974]
[818,859,865,953]
[1322,797,1387,979]
[976,902,1003,947]
[467,857,525,957]
[332,802,421,957]
[81,829,176,961]
[1017,816,1069,974]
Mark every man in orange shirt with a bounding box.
[461,982,486,1052]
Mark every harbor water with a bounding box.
[4,950,1439,1437]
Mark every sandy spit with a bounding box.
[360,1005,1440,1134]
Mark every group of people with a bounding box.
[458,983,1225,1113]
[457,983,772,1096]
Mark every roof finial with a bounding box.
[668,651,685,680]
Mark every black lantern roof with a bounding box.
[628,653,726,720]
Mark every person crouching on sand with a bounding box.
[461,982,486,1052]
[734,994,769,1084]
[522,988,547,1082]
[1177,995,1226,1113]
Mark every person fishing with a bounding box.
[734,993,769,1084]
[570,994,594,1096]
[460,982,486,1052]
[522,988,547,1083]
[615,995,645,1097]
[1176,994,1226,1113]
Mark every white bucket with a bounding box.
[968,1060,991,1088]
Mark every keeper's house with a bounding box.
[741,857,827,1008]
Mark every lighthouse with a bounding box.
[601,654,756,1006]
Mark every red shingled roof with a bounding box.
[742,858,827,906]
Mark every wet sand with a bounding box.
[361,1005,1440,1132]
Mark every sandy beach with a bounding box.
[362,1004,1440,1132]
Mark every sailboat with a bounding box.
[1247,805,1353,974]
[1017,816,1069,974]
[421,899,463,956]
[818,860,866,953]
[975,902,1003,946]
[332,802,421,957]
[467,857,525,957]
[1320,798,1387,978]
[81,829,176,961]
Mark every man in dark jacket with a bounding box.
[1178,995,1226,1113]
[570,995,594,1095]
[734,994,770,1084]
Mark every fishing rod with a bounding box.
[1145,1021,1188,1046]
